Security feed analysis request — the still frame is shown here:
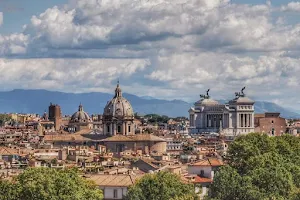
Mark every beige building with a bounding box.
[101,134,167,154]
[88,174,142,200]
[189,87,255,139]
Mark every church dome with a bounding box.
[70,104,92,123]
[103,83,134,118]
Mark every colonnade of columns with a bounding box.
[104,121,133,135]
[239,113,252,128]
[206,114,223,128]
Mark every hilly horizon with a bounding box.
[0,89,299,119]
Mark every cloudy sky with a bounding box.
[1,0,300,109]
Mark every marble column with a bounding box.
[248,114,250,127]
[247,114,249,127]
[113,123,116,135]
[122,123,126,135]
[110,123,112,135]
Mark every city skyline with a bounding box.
[1,0,300,110]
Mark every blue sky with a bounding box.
[0,0,67,34]
[0,0,295,34]
[1,0,300,110]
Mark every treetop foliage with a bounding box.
[125,171,198,200]
[0,168,103,200]
[209,133,300,200]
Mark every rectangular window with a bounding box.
[107,125,110,133]
[200,170,204,176]
[128,125,131,132]
[113,189,118,198]
[118,125,121,133]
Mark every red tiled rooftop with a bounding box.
[194,176,212,183]
[189,158,223,167]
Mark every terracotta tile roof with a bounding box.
[101,135,135,142]
[101,134,166,142]
[189,158,223,167]
[0,147,19,155]
[73,129,93,135]
[128,134,166,142]
[194,176,212,183]
[254,113,265,118]
[44,134,91,142]
[87,174,143,187]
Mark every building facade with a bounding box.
[102,83,135,136]
[189,88,255,138]
[88,174,142,200]
[254,113,286,136]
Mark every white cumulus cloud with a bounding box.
[0,58,150,92]
[281,1,300,12]
[1,0,300,109]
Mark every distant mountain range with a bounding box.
[0,89,299,118]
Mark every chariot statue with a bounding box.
[235,86,246,97]
[200,89,210,99]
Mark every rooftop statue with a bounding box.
[235,86,246,98]
[200,89,210,99]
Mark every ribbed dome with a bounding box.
[103,83,134,118]
[70,104,92,123]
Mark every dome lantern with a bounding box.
[115,81,122,98]
[78,103,83,111]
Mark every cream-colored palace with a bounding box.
[188,88,255,137]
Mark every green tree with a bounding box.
[209,133,300,200]
[0,179,20,200]
[0,168,103,200]
[144,114,170,123]
[125,171,198,200]
[0,114,12,126]
[210,166,262,200]
[226,133,275,174]
[249,166,294,198]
